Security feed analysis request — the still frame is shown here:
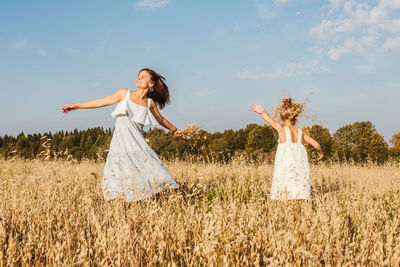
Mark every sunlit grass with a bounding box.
[0,159,399,265]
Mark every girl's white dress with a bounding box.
[270,126,311,200]
[102,90,178,202]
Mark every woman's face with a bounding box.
[136,71,154,89]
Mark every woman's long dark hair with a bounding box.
[140,68,170,110]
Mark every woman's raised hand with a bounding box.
[62,104,79,113]
[250,104,265,114]
[173,129,186,138]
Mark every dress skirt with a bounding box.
[102,116,178,202]
[270,127,311,200]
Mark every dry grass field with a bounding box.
[0,158,399,265]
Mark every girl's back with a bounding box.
[278,125,301,143]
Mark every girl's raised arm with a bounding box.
[250,104,282,131]
[303,132,324,160]
[62,88,127,113]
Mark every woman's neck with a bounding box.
[135,88,149,100]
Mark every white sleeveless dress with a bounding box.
[270,126,311,200]
[102,89,178,202]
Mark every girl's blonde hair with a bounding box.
[274,97,304,124]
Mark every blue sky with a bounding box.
[1,0,399,142]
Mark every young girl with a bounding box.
[250,98,323,200]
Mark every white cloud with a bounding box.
[134,0,171,10]
[193,72,203,80]
[253,0,291,18]
[233,24,241,33]
[286,60,332,76]
[12,38,34,50]
[310,0,400,60]
[237,60,332,80]
[254,2,276,18]
[194,91,212,97]
[383,36,400,51]
[308,45,324,56]
[273,0,290,6]
[326,35,379,60]
[211,28,226,39]
[266,68,285,80]
[37,49,46,56]
[324,0,343,14]
[356,64,374,74]
[237,70,264,79]
[12,38,47,56]
[91,82,102,88]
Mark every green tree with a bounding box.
[59,136,74,154]
[70,147,84,160]
[16,133,32,158]
[85,135,93,151]
[303,125,334,161]
[244,124,277,161]
[29,134,42,157]
[245,124,277,153]
[51,133,63,157]
[333,121,389,164]
[389,131,400,160]
[222,129,247,156]
[145,128,170,156]
[0,135,16,159]
[163,137,191,160]
[208,134,230,162]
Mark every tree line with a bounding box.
[1,121,399,164]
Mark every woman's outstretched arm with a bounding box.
[149,100,185,138]
[250,104,282,131]
[62,88,127,113]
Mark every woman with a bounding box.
[62,68,185,201]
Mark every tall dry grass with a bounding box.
[0,158,399,265]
